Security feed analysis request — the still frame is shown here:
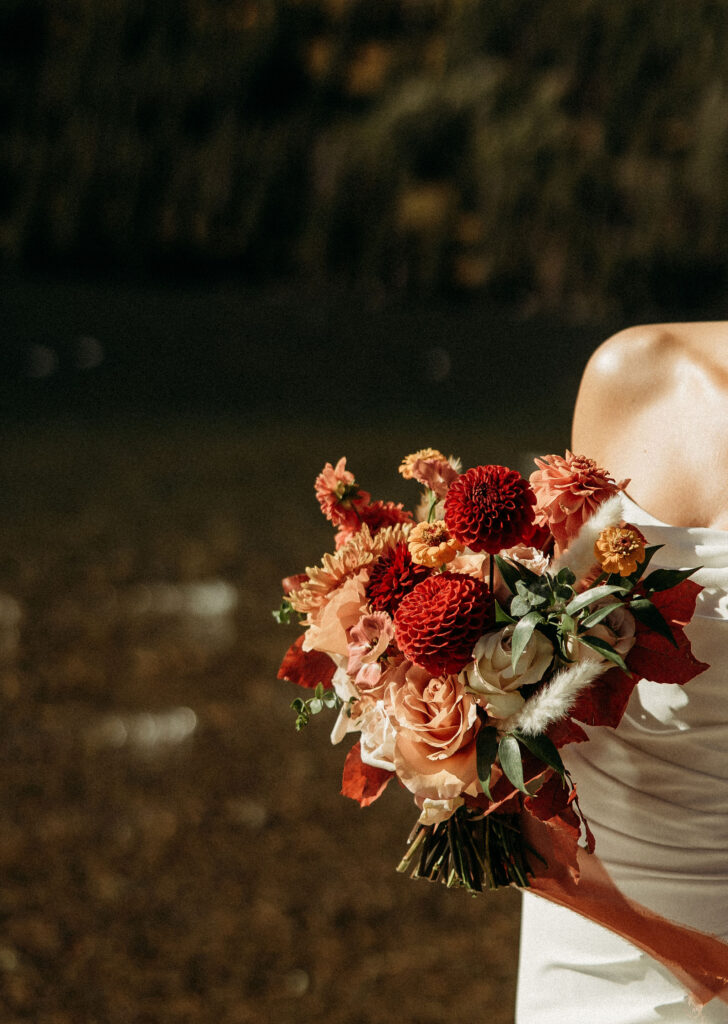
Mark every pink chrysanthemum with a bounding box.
[444,465,536,554]
[530,451,628,551]
[315,457,370,530]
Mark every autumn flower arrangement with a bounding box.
[274,449,707,894]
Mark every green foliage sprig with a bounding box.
[493,546,698,675]
[291,683,343,731]
[272,598,302,626]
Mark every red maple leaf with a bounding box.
[627,579,709,686]
[524,772,579,833]
[547,716,589,748]
[277,634,336,690]
[341,742,393,807]
[569,665,639,730]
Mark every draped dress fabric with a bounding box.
[515,496,728,1023]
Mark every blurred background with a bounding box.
[1,2,728,1021]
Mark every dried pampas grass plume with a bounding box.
[502,659,610,736]
[551,494,625,582]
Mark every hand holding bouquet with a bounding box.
[275,449,707,894]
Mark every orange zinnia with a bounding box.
[408,520,462,567]
[594,524,647,576]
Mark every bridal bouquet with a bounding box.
[274,449,707,893]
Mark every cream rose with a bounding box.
[463,624,554,719]
[386,663,479,800]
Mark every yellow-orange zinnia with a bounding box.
[408,520,462,567]
[594,524,646,576]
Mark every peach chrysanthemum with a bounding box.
[288,523,410,618]
[315,457,370,529]
[408,520,463,567]
[530,451,628,551]
[594,524,646,576]
[399,448,447,479]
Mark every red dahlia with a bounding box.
[394,572,495,675]
[336,500,414,549]
[444,464,536,554]
[366,541,430,616]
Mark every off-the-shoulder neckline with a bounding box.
[622,493,728,535]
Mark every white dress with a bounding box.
[516,496,728,1023]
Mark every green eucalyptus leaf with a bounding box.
[515,732,566,777]
[510,610,543,671]
[558,614,576,635]
[498,734,530,794]
[494,599,516,624]
[642,566,701,592]
[555,567,576,587]
[576,634,629,671]
[476,726,500,800]
[580,601,625,629]
[510,596,531,618]
[628,596,678,646]
[565,584,627,616]
[273,598,300,625]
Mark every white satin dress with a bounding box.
[516,496,728,1023]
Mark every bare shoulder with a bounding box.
[571,324,680,456]
[571,321,728,526]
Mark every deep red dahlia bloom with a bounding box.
[366,541,430,616]
[361,500,413,532]
[393,572,495,675]
[335,500,414,549]
[444,464,536,554]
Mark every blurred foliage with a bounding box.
[2,0,728,316]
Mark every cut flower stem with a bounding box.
[397,805,537,894]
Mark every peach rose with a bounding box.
[464,624,554,719]
[500,544,550,577]
[302,571,368,657]
[386,663,479,800]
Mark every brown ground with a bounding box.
[0,416,563,1023]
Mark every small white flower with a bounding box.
[415,796,464,826]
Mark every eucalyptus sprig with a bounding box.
[291,683,343,731]
[273,597,302,626]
